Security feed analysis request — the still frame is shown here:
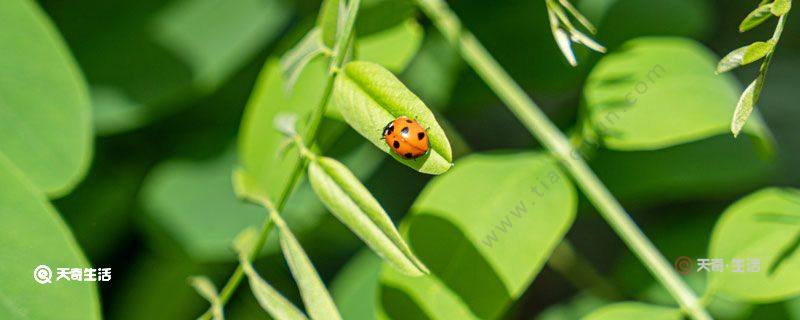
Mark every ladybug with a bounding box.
[381,116,429,159]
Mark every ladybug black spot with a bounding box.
[404,153,413,158]
[417,132,425,140]
[401,127,409,136]
[393,141,400,148]
[406,119,413,123]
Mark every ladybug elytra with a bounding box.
[382,116,430,159]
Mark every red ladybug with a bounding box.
[382,116,429,159]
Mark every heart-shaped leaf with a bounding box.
[583,37,772,150]
[708,188,800,302]
[740,4,774,32]
[583,302,682,320]
[333,61,453,174]
[717,41,775,74]
[380,152,576,319]
[272,212,342,320]
[308,156,429,275]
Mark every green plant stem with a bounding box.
[752,13,788,103]
[415,0,711,319]
[198,1,362,319]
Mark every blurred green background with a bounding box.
[30,0,800,318]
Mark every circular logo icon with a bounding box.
[674,256,693,275]
[33,265,52,284]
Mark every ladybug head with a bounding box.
[382,121,395,137]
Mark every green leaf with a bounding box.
[272,213,342,320]
[583,37,772,151]
[731,79,759,138]
[740,4,774,32]
[583,302,681,320]
[0,0,92,196]
[0,156,100,320]
[189,276,225,320]
[308,157,429,275]
[355,0,417,36]
[380,152,577,319]
[281,29,326,93]
[717,41,775,74]
[354,20,423,72]
[236,228,309,320]
[333,61,453,174]
[708,188,800,302]
[772,0,792,16]
[756,212,800,225]
[317,0,343,48]
[741,40,775,65]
